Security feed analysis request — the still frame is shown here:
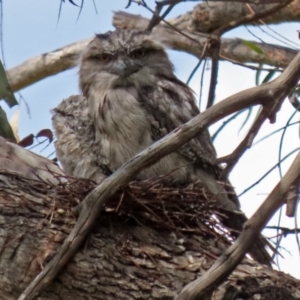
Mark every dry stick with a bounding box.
[18,50,300,300]
[176,147,300,300]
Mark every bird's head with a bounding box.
[79,29,174,97]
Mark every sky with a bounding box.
[2,0,300,278]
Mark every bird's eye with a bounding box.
[130,49,146,59]
[97,54,112,62]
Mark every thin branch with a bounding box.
[198,58,207,108]
[205,35,220,109]
[238,147,300,197]
[211,110,246,142]
[218,102,282,179]
[147,0,183,32]
[253,120,300,145]
[18,49,300,300]
[266,226,300,236]
[186,59,202,85]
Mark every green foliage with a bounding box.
[0,106,16,142]
[0,60,17,107]
[240,40,264,54]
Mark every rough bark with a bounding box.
[1,155,300,300]
[170,0,300,33]
[7,39,90,92]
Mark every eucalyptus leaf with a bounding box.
[262,69,277,84]
[0,60,18,107]
[0,106,17,142]
[240,40,264,54]
[255,64,263,86]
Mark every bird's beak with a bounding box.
[112,60,142,77]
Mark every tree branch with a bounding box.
[206,0,291,109]
[170,0,300,33]
[7,39,91,92]
[218,103,281,178]
[176,137,300,300]
[18,46,300,300]
[113,11,297,67]
[2,12,296,94]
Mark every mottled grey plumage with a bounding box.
[52,95,106,182]
[52,30,271,265]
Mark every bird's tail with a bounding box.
[195,169,272,266]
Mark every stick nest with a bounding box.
[0,171,234,245]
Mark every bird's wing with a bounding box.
[138,76,220,177]
[51,95,107,182]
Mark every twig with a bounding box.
[266,226,300,236]
[147,0,184,32]
[186,59,202,85]
[238,147,300,197]
[253,120,300,145]
[208,0,286,2]
[211,110,246,142]
[18,49,300,300]
[218,103,282,179]
[198,58,207,108]
[289,87,300,111]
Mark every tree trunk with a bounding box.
[1,141,300,300]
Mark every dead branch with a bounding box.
[18,45,300,300]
